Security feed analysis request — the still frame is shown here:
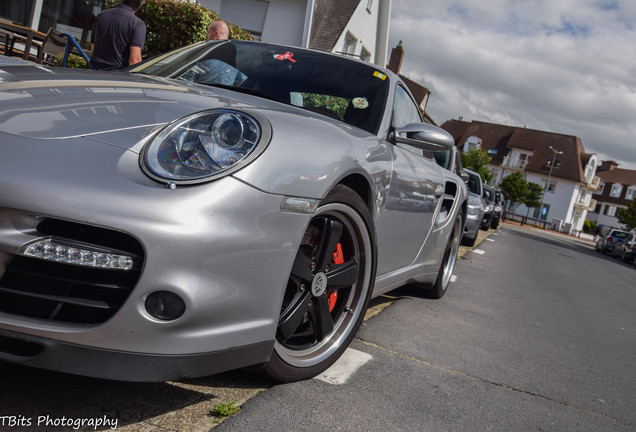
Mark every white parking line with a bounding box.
[486,238,495,241]
[451,275,457,283]
[315,348,372,385]
[473,249,486,255]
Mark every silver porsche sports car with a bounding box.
[0,40,466,382]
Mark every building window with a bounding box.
[464,136,481,152]
[584,162,596,184]
[603,205,617,217]
[0,0,36,28]
[360,47,371,62]
[532,204,550,221]
[610,183,623,198]
[343,32,357,56]
[366,0,374,13]
[626,187,636,201]
[593,202,601,214]
[542,180,557,193]
[594,181,605,195]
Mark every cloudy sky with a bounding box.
[388,0,636,170]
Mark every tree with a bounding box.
[461,147,493,184]
[499,171,529,219]
[522,182,543,225]
[617,198,636,231]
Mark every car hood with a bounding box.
[0,63,383,199]
[0,64,282,150]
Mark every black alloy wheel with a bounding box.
[261,185,376,382]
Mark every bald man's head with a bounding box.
[207,20,230,40]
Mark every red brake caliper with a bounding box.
[328,243,344,312]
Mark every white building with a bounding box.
[198,0,391,66]
[441,119,600,233]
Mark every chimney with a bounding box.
[597,160,619,172]
[387,41,404,74]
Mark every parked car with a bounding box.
[462,169,486,246]
[611,232,636,264]
[490,187,504,229]
[0,41,467,383]
[596,228,630,254]
[481,184,496,230]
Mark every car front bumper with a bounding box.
[0,136,311,380]
[0,328,274,381]
[464,213,481,239]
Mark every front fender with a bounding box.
[233,109,392,202]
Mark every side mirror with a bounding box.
[394,123,455,151]
[460,170,469,183]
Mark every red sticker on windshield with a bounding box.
[274,52,296,62]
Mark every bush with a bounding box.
[583,218,598,234]
[105,0,254,58]
[52,54,89,69]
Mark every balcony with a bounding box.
[586,175,601,190]
[502,156,528,170]
[575,197,597,211]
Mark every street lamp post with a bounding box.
[537,145,563,229]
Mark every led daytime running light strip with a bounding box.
[24,238,134,271]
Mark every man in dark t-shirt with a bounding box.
[90,0,146,70]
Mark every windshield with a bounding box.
[483,186,494,202]
[613,231,629,239]
[467,173,482,195]
[129,40,389,135]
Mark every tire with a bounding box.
[491,218,499,230]
[461,230,477,247]
[480,215,491,231]
[421,210,463,299]
[261,185,377,382]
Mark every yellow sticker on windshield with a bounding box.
[373,71,387,80]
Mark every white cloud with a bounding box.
[390,0,636,169]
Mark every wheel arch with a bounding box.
[335,174,373,213]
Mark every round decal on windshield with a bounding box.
[352,97,369,109]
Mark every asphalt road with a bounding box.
[213,224,636,431]
[1,223,634,431]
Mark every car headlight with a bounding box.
[468,205,481,216]
[485,205,493,212]
[141,109,271,184]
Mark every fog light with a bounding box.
[145,291,186,320]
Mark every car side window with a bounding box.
[392,85,423,156]
[392,85,422,129]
